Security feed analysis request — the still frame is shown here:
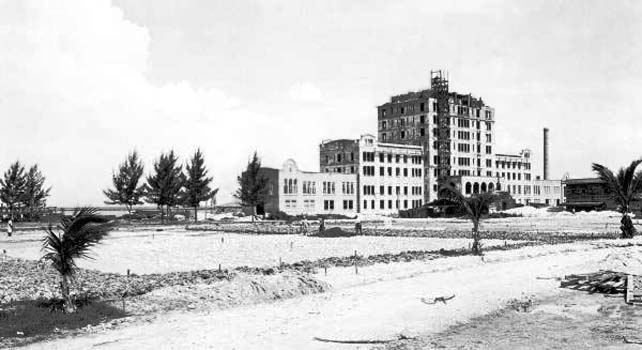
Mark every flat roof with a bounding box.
[563,178,605,185]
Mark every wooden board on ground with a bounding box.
[626,275,642,305]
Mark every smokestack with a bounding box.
[543,128,549,180]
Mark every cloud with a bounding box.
[287,82,323,102]
[0,0,250,205]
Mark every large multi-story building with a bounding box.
[376,72,496,203]
[320,134,424,215]
[260,159,358,216]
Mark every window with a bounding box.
[382,133,387,141]
[324,200,334,210]
[388,186,392,195]
[380,200,385,209]
[401,130,405,139]
[379,167,384,176]
[304,199,315,210]
[388,200,392,209]
[337,154,341,162]
[403,168,408,177]
[379,153,384,162]
[485,146,492,154]
[420,103,425,112]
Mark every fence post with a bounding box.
[354,250,358,275]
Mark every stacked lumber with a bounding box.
[560,270,627,295]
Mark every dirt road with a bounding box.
[22,243,628,350]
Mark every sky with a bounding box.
[0,0,641,206]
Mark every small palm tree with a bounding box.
[592,159,642,239]
[41,208,114,313]
[441,186,497,255]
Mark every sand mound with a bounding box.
[597,248,642,275]
[132,272,330,314]
[311,227,356,238]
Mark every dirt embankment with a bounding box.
[187,222,618,241]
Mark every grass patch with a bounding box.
[0,299,127,348]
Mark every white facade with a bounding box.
[278,159,357,216]
[378,93,496,202]
[356,134,424,215]
[494,150,562,205]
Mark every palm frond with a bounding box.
[593,161,642,212]
[41,207,114,277]
[440,185,497,221]
[592,163,626,205]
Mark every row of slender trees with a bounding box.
[103,149,218,222]
[0,161,50,220]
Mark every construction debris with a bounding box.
[313,334,414,344]
[560,270,627,295]
[420,294,456,305]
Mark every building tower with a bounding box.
[431,70,451,187]
[377,70,495,202]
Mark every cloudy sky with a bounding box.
[1,0,641,206]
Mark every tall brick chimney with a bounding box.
[543,128,549,180]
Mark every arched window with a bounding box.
[288,179,293,194]
[465,182,472,195]
[473,183,480,194]
[497,183,502,191]
[488,182,495,192]
[481,183,487,193]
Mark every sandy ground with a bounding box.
[18,240,638,350]
[384,290,642,350]
[1,229,519,274]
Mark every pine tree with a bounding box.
[183,149,218,222]
[144,150,185,221]
[103,151,145,217]
[234,151,268,220]
[0,161,26,220]
[22,164,51,220]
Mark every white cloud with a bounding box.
[0,0,252,205]
[287,82,323,102]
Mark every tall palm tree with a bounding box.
[41,208,114,313]
[592,159,642,238]
[441,186,497,255]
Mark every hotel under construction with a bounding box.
[259,70,563,216]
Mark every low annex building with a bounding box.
[260,159,357,216]
[494,149,563,206]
